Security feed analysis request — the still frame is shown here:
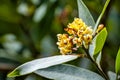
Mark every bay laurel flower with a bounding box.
[56,34,73,55]
[65,18,87,35]
[57,18,93,55]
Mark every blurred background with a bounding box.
[0,0,120,80]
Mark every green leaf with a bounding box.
[89,28,107,57]
[77,0,95,27]
[116,48,120,74]
[7,55,78,77]
[93,0,110,34]
[34,64,104,80]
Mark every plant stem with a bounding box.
[89,54,109,80]
[88,55,109,80]
[84,48,109,80]
[93,0,110,35]
[116,74,118,80]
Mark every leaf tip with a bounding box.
[7,70,20,77]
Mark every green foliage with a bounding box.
[89,28,107,57]
[8,55,78,77]
[0,2,21,23]
[34,64,104,80]
[94,28,107,55]
[115,48,120,74]
[77,0,95,27]
[93,0,110,34]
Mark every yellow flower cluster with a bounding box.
[56,34,73,54]
[57,18,93,55]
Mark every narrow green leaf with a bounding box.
[93,0,110,35]
[116,48,120,74]
[7,55,78,77]
[34,64,104,80]
[89,28,107,57]
[77,0,95,28]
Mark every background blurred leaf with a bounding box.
[8,55,78,77]
[115,48,120,74]
[0,2,21,23]
[33,3,47,22]
[34,64,104,80]
[77,0,95,27]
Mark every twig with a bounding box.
[84,48,109,80]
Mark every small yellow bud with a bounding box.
[96,24,104,33]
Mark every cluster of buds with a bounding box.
[57,18,93,55]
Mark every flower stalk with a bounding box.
[84,48,109,80]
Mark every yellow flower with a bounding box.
[57,18,93,55]
[56,34,73,55]
[64,28,76,35]
[83,27,93,34]
[65,18,87,35]
[83,34,92,48]
[73,37,82,48]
